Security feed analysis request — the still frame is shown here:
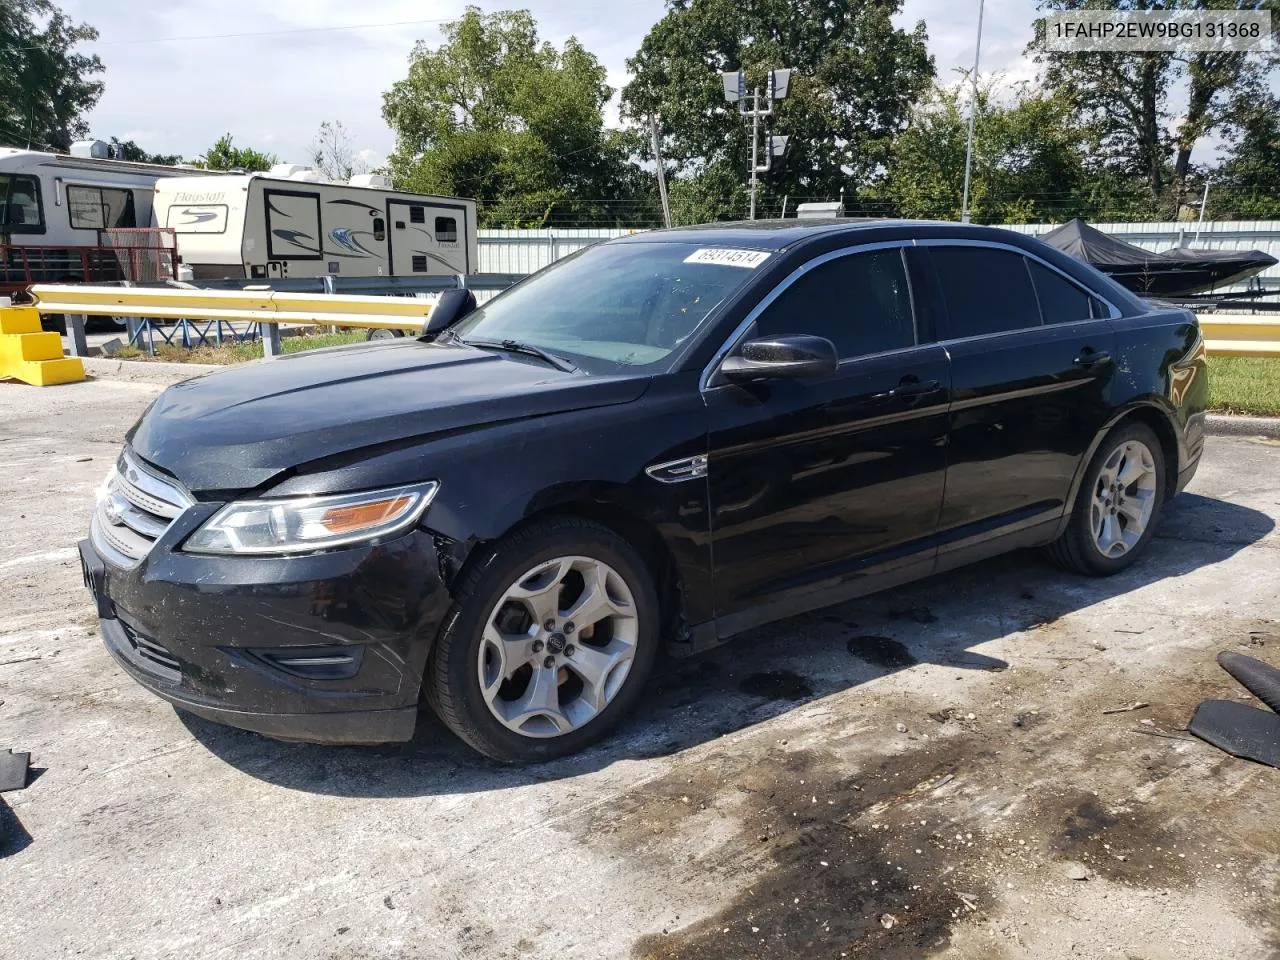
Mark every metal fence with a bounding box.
[477,228,638,274]
[477,221,1280,294]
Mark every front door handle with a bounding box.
[871,377,942,402]
[1074,348,1111,368]
[894,378,942,398]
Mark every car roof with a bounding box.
[609,218,1051,251]
[608,217,1150,316]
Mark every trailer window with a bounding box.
[0,174,45,233]
[409,206,425,224]
[67,185,137,230]
[435,216,458,243]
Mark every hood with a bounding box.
[128,339,649,493]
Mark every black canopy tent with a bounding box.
[1039,219,1276,298]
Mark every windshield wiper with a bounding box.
[460,338,579,373]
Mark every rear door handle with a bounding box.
[1074,348,1111,368]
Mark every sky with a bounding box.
[55,0,1072,169]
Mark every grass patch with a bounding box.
[1207,356,1280,417]
[115,330,367,365]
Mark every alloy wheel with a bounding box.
[1090,439,1159,558]
[476,555,638,738]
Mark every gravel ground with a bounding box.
[1,376,1278,960]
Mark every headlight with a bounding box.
[182,482,439,555]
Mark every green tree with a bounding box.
[382,7,650,226]
[109,137,182,165]
[0,0,103,151]
[308,120,367,182]
[1032,0,1280,213]
[874,81,1091,223]
[622,0,934,221]
[196,133,276,172]
[1211,92,1280,218]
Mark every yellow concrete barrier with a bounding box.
[29,284,433,331]
[1196,315,1280,359]
[0,305,85,386]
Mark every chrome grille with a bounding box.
[91,450,193,568]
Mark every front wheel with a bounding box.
[1047,421,1166,575]
[425,517,660,762]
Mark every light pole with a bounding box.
[722,68,792,219]
[960,0,985,224]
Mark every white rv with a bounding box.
[152,168,478,281]
[0,142,213,296]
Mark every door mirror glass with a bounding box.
[720,334,839,382]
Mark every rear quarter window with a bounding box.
[1028,260,1098,325]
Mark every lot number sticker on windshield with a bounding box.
[683,248,771,269]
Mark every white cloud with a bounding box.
[57,0,1045,164]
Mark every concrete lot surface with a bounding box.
[1,375,1278,960]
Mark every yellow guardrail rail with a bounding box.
[1195,314,1280,359]
[5,286,1277,388]
[29,284,433,331]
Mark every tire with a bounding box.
[1047,421,1167,576]
[366,328,405,341]
[425,516,660,762]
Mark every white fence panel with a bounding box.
[478,221,1280,293]
[477,228,637,275]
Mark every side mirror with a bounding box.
[421,288,476,338]
[720,334,838,382]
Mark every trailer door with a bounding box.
[264,189,322,261]
[386,200,469,276]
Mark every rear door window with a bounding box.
[1028,260,1097,325]
[930,247,1041,338]
[754,248,916,359]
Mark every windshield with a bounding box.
[450,241,770,374]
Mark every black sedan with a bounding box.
[80,219,1207,761]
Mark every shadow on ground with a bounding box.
[0,795,35,858]
[179,493,1273,798]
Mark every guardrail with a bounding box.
[11,283,1279,387]
[1196,314,1280,358]
[30,273,525,359]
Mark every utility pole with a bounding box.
[1194,179,1211,244]
[960,0,985,224]
[749,87,760,220]
[722,69,792,220]
[650,116,673,228]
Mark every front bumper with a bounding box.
[79,523,454,745]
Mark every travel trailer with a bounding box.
[2,143,479,298]
[0,142,213,296]
[151,170,478,281]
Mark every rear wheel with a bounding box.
[426,517,660,762]
[1047,422,1166,575]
